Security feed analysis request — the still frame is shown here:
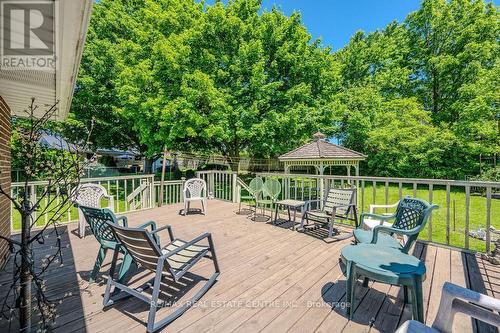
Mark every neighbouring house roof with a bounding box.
[39,132,80,152]
[279,134,366,161]
[96,148,140,157]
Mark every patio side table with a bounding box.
[340,244,426,322]
[274,199,306,230]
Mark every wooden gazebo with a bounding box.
[279,132,366,176]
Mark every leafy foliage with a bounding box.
[72,0,500,178]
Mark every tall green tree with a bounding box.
[115,0,340,163]
[406,0,499,158]
[72,0,499,178]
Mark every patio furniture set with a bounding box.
[239,176,358,239]
[72,181,500,332]
[73,180,218,332]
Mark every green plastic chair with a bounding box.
[354,196,438,254]
[238,177,264,214]
[254,178,281,221]
[79,206,160,283]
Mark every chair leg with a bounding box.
[146,260,165,333]
[202,198,207,214]
[90,246,107,283]
[328,219,334,238]
[352,206,359,228]
[403,285,409,304]
[103,248,120,306]
[411,277,424,323]
[208,234,220,273]
[183,201,188,216]
[78,212,85,238]
[346,260,356,318]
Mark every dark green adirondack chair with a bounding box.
[353,196,438,253]
[79,206,160,283]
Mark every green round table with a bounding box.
[340,243,426,322]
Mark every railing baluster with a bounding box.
[384,181,389,212]
[66,184,71,222]
[428,184,433,242]
[124,179,128,211]
[446,184,451,245]
[361,180,365,213]
[115,180,119,212]
[398,182,402,199]
[44,185,48,226]
[301,178,304,201]
[372,181,376,204]
[465,185,470,250]
[413,183,417,198]
[486,187,492,253]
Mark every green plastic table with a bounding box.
[340,244,426,322]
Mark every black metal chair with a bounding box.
[103,221,220,332]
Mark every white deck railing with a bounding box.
[10,171,500,253]
[196,171,238,202]
[11,174,159,231]
[255,172,500,253]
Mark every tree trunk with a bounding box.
[144,157,154,174]
[19,197,32,333]
[158,148,168,207]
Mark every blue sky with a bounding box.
[205,0,422,50]
[257,0,422,50]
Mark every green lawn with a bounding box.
[354,183,499,252]
[247,179,499,253]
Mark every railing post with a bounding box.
[181,177,186,202]
[319,176,325,209]
[209,172,215,199]
[231,172,237,203]
[150,175,155,208]
[486,187,492,253]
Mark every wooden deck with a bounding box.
[1,200,498,333]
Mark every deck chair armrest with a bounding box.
[103,195,114,210]
[432,282,500,332]
[150,224,175,242]
[116,215,128,227]
[371,224,417,244]
[160,233,212,260]
[361,212,396,221]
[369,201,399,214]
[360,212,395,228]
[137,220,157,231]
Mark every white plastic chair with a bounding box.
[73,183,114,238]
[361,200,400,230]
[182,178,207,215]
[395,282,500,333]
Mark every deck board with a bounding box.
[0,200,498,333]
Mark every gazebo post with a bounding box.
[319,162,325,208]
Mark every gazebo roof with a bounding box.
[279,136,366,161]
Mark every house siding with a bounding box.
[0,96,11,267]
